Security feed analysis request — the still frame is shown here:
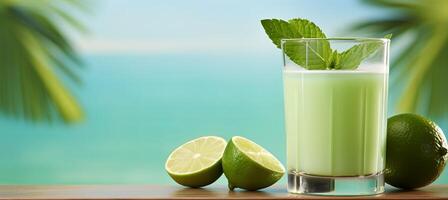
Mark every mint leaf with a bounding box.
[334,43,379,69]
[334,35,392,70]
[261,18,331,69]
[260,19,301,48]
[384,33,393,39]
[261,18,391,70]
[327,50,340,69]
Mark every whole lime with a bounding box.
[385,113,448,189]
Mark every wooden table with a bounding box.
[0,185,447,199]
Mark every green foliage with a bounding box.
[335,35,390,70]
[0,0,86,123]
[353,0,448,119]
[261,18,389,70]
[261,18,331,69]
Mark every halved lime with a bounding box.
[222,136,285,191]
[165,136,227,188]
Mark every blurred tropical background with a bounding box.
[0,0,447,184]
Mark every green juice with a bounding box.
[284,70,388,176]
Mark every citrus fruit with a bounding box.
[385,113,448,189]
[165,136,227,188]
[222,136,285,191]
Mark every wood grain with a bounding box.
[0,185,446,200]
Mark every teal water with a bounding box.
[0,53,446,184]
[0,53,284,184]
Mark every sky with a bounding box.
[72,0,385,54]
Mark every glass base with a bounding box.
[288,171,384,196]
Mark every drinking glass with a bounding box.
[282,38,390,195]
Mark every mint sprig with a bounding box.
[261,18,391,70]
[334,34,392,69]
[261,19,331,69]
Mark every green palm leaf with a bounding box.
[0,0,85,123]
[353,0,448,120]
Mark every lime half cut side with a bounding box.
[165,136,227,188]
[222,136,285,191]
[233,136,285,173]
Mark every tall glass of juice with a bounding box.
[283,38,390,195]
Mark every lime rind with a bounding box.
[386,113,448,189]
[232,136,285,173]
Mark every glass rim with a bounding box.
[281,37,390,43]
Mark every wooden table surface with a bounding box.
[0,185,447,200]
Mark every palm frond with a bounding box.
[353,0,448,121]
[389,28,427,87]
[425,43,448,118]
[48,4,89,34]
[362,0,420,10]
[9,6,82,65]
[0,0,86,123]
[396,26,448,113]
[351,16,417,38]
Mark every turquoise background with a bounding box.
[0,0,447,185]
[0,53,285,184]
